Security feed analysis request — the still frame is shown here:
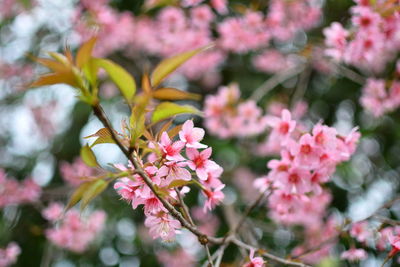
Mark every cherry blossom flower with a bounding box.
[350,221,371,243]
[0,169,41,208]
[186,147,219,180]
[159,132,185,161]
[42,202,64,222]
[341,248,367,261]
[179,120,207,149]
[389,234,400,257]
[144,212,181,241]
[60,157,96,186]
[203,184,225,211]
[0,243,20,267]
[43,204,106,253]
[157,161,192,187]
[243,249,265,267]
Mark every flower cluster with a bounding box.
[252,49,297,74]
[336,222,400,262]
[0,243,20,267]
[42,202,106,253]
[254,109,360,229]
[217,11,270,53]
[266,0,321,41]
[323,0,400,73]
[73,0,322,84]
[114,120,224,241]
[360,77,400,117]
[204,84,268,138]
[340,248,367,262]
[60,157,97,187]
[0,169,41,208]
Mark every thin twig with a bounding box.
[231,237,312,267]
[291,235,338,260]
[290,66,312,108]
[214,243,228,267]
[336,64,365,85]
[174,188,195,226]
[232,189,269,235]
[250,67,305,102]
[204,244,215,267]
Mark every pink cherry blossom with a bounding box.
[341,248,367,261]
[243,249,265,267]
[60,157,96,186]
[44,204,106,253]
[266,109,297,139]
[179,120,207,149]
[0,242,20,267]
[290,133,321,168]
[203,184,225,211]
[144,212,181,241]
[389,234,400,257]
[186,147,219,180]
[323,22,349,61]
[350,221,371,243]
[42,202,64,222]
[253,50,296,74]
[210,0,228,14]
[159,132,185,161]
[0,169,42,208]
[157,161,192,187]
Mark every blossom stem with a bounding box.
[204,244,215,267]
[174,188,195,226]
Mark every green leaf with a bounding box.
[167,179,191,188]
[130,106,146,145]
[151,102,202,124]
[151,45,213,87]
[93,58,136,103]
[80,144,99,167]
[85,128,115,147]
[66,182,92,210]
[83,58,99,87]
[76,37,97,68]
[153,87,201,101]
[80,179,108,211]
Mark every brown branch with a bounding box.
[174,188,195,226]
